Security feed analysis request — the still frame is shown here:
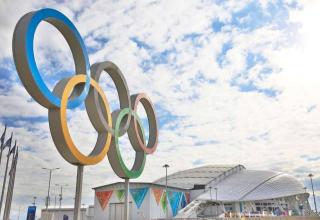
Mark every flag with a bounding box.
[180,193,187,209]
[0,125,6,146]
[152,188,163,205]
[185,192,191,204]
[130,188,148,209]
[96,191,112,210]
[9,149,18,177]
[3,132,13,149]
[9,141,16,155]
[160,191,167,212]
[116,190,125,201]
[168,191,182,217]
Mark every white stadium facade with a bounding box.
[92,164,313,220]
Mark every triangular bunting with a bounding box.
[96,191,113,210]
[116,190,125,201]
[160,191,167,212]
[180,193,187,209]
[185,192,191,204]
[130,188,148,209]
[152,188,163,205]
[168,191,182,217]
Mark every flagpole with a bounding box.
[3,149,18,220]
[0,143,4,167]
[0,142,13,214]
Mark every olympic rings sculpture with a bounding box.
[12,8,158,179]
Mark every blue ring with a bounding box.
[25,8,90,108]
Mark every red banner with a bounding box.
[96,191,113,210]
[185,192,191,204]
[152,188,163,205]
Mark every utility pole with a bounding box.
[56,184,68,208]
[309,174,317,214]
[42,167,60,210]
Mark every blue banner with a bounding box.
[26,206,36,220]
[180,193,187,209]
[130,188,148,209]
[168,191,182,216]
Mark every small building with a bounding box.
[40,206,94,220]
[93,164,312,220]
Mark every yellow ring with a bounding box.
[60,75,112,165]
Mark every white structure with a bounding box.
[94,182,187,220]
[40,206,94,220]
[93,164,310,219]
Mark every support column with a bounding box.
[124,178,130,220]
[74,166,83,220]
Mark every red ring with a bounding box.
[128,93,158,154]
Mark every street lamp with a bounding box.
[309,174,317,214]
[42,167,60,210]
[55,184,68,208]
[32,196,37,206]
[163,164,169,218]
[214,187,218,216]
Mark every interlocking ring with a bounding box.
[12,8,159,179]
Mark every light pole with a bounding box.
[209,186,213,216]
[32,196,37,206]
[42,167,60,210]
[309,174,317,214]
[56,184,68,208]
[163,164,169,218]
[214,187,218,216]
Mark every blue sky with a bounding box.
[1,0,320,219]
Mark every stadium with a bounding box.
[93,164,311,219]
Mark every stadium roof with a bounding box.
[153,164,245,189]
[197,170,306,202]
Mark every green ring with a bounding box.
[114,108,146,179]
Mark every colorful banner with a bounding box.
[160,191,167,212]
[185,192,191,204]
[168,191,182,217]
[130,188,148,209]
[116,190,125,201]
[152,188,163,205]
[180,193,187,209]
[96,191,113,210]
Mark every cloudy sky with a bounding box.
[1,0,320,219]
